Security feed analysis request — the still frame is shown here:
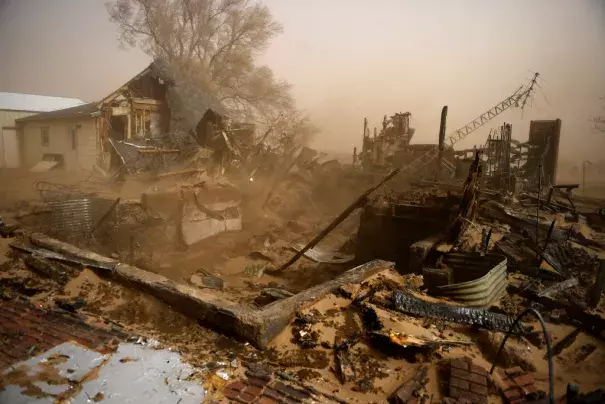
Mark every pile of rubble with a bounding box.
[1,135,605,403]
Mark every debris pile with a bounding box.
[2,81,605,403]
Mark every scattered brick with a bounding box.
[512,374,533,387]
[0,300,126,370]
[450,386,463,399]
[247,376,269,388]
[496,368,540,404]
[451,358,470,371]
[227,381,246,392]
[447,358,489,404]
[451,377,470,391]
[239,391,256,402]
[469,372,488,386]
[470,364,488,376]
[224,387,240,401]
[273,381,309,401]
[470,382,488,396]
[263,387,286,401]
[258,397,279,404]
[504,367,524,377]
[451,367,471,381]
[504,389,523,400]
[243,385,262,397]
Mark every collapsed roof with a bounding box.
[16,60,226,134]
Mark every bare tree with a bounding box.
[107,0,299,124]
[591,96,605,133]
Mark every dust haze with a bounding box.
[1,0,604,165]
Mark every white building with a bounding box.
[0,92,85,168]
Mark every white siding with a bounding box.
[0,110,37,129]
[21,117,98,171]
[1,110,37,168]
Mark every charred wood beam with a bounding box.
[546,328,581,359]
[388,290,532,334]
[508,284,605,339]
[18,233,393,349]
[537,278,579,298]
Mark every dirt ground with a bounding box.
[2,167,605,403]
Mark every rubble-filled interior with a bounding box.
[1,72,605,403]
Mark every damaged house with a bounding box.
[15,61,230,173]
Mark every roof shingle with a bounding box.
[16,102,99,122]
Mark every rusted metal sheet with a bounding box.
[435,252,508,307]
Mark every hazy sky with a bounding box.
[1,0,604,161]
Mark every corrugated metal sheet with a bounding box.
[435,252,508,307]
[46,198,117,241]
[0,92,85,112]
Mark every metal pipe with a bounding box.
[539,219,557,267]
[536,164,542,247]
[489,308,554,404]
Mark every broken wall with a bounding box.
[356,202,452,270]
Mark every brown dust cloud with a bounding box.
[1,0,604,171]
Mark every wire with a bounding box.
[489,308,554,404]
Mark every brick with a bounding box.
[226,381,246,392]
[272,381,309,401]
[504,367,525,377]
[470,364,488,376]
[468,392,488,404]
[469,372,487,386]
[243,385,262,397]
[470,382,488,396]
[223,387,240,400]
[450,386,462,398]
[247,376,269,388]
[503,388,523,400]
[239,392,255,402]
[497,378,516,391]
[451,377,470,391]
[451,358,470,371]
[258,397,279,404]
[451,368,471,381]
[513,374,534,387]
[263,388,285,401]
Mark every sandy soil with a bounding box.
[2,167,605,402]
